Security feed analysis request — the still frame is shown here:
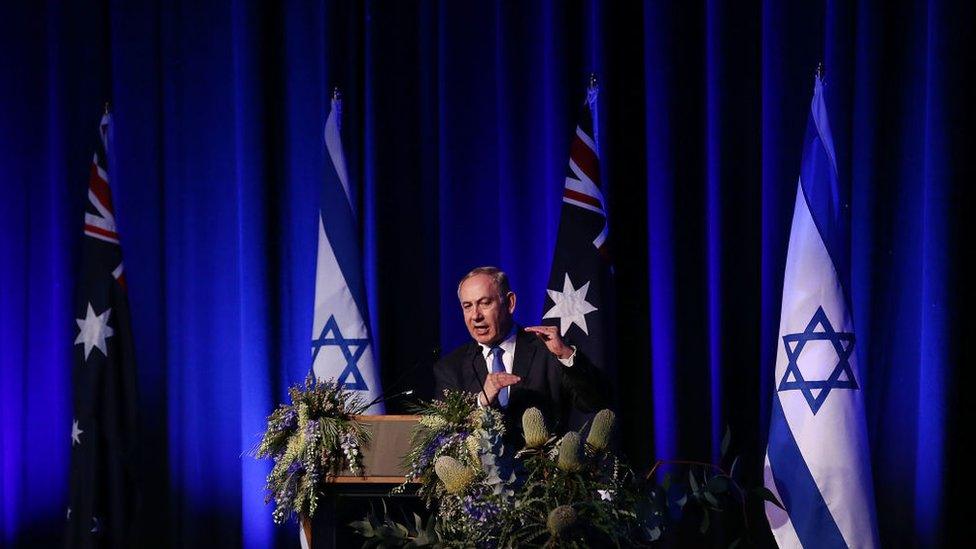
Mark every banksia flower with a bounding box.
[522,407,549,448]
[557,432,582,472]
[419,415,447,430]
[586,409,616,451]
[465,435,481,464]
[547,505,577,536]
[434,456,475,494]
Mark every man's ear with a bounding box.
[505,292,516,314]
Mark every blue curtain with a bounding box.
[1,0,970,546]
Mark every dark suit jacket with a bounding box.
[432,329,608,444]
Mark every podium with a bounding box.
[301,415,419,548]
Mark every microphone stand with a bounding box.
[470,354,492,408]
[363,346,440,411]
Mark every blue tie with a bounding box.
[489,346,508,407]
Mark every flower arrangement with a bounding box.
[353,396,780,547]
[354,397,638,547]
[253,373,371,524]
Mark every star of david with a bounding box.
[311,315,369,391]
[778,306,858,415]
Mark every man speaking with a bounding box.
[433,266,607,442]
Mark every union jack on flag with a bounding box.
[82,113,125,285]
[560,82,609,257]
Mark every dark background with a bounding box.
[1,0,972,546]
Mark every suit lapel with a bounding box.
[463,342,486,393]
[512,329,537,381]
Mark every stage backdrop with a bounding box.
[1,0,971,547]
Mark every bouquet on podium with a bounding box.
[253,374,372,524]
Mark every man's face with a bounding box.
[458,274,516,346]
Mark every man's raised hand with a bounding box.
[524,325,574,359]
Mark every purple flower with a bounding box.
[461,490,500,524]
[280,408,298,429]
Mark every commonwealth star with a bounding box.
[543,273,598,336]
[75,303,114,360]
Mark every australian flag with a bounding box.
[310,90,383,412]
[542,78,614,380]
[65,111,139,547]
[763,73,879,548]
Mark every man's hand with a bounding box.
[481,372,521,405]
[524,325,574,359]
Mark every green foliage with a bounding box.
[252,373,371,524]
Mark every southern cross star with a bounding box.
[543,273,598,336]
[71,419,84,446]
[75,303,114,360]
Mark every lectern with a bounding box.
[300,415,419,548]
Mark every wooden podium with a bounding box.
[301,415,419,548]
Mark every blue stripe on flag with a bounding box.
[768,395,847,548]
[319,142,371,327]
[798,79,851,291]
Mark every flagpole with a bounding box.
[587,73,600,154]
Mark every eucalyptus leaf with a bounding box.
[752,486,785,510]
[703,489,720,507]
[706,475,729,494]
[349,519,373,536]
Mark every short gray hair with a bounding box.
[457,266,511,300]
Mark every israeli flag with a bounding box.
[310,93,384,413]
[764,75,878,548]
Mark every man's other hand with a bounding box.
[524,325,574,359]
[481,372,521,405]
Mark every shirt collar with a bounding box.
[478,326,517,358]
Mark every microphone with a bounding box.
[364,388,415,411]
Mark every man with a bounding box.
[433,266,607,443]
